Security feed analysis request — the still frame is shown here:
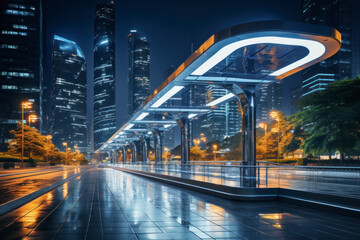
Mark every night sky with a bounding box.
[45,0,302,127]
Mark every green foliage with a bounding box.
[292,77,360,160]
[297,158,307,166]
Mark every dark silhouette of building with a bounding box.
[0,0,44,150]
[50,35,87,150]
[290,85,302,114]
[301,0,353,97]
[93,2,116,151]
[128,30,150,115]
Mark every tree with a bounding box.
[292,77,360,161]
[7,123,47,159]
[190,145,205,160]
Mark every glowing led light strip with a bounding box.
[136,113,149,121]
[191,36,326,76]
[124,123,134,130]
[206,93,235,107]
[151,86,184,108]
[188,114,197,119]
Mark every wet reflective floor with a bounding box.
[0,168,359,240]
[0,166,89,204]
[116,164,360,199]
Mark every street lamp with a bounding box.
[28,114,38,127]
[21,101,33,167]
[270,111,280,164]
[212,144,218,161]
[62,142,68,165]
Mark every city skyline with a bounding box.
[1,0,359,152]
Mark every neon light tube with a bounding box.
[191,36,325,77]
[206,93,235,107]
[188,114,197,119]
[151,86,184,108]
[124,124,134,130]
[136,113,149,121]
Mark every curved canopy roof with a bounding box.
[97,20,341,153]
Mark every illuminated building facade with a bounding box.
[256,81,282,124]
[301,0,353,97]
[50,35,87,150]
[0,0,44,151]
[128,30,150,115]
[93,2,116,150]
[202,86,240,143]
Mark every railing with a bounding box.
[112,162,360,199]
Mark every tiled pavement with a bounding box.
[0,168,359,239]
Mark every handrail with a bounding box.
[115,162,360,170]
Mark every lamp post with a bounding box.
[21,101,33,168]
[62,142,68,165]
[259,122,268,159]
[212,144,218,161]
[28,114,38,127]
[270,111,280,164]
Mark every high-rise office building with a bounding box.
[128,30,150,115]
[256,81,282,124]
[290,85,302,114]
[50,35,87,150]
[301,0,353,97]
[93,2,116,151]
[202,86,240,143]
[0,0,44,151]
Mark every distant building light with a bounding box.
[130,30,137,33]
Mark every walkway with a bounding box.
[0,168,359,239]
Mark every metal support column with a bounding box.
[107,152,111,164]
[151,129,162,164]
[129,142,137,163]
[231,84,256,187]
[120,145,126,163]
[139,136,149,163]
[176,117,190,165]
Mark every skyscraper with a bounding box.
[301,0,353,97]
[256,81,282,124]
[290,85,301,114]
[50,35,87,150]
[202,86,240,143]
[0,0,44,151]
[128,30,150,115]
[93,2,116,151]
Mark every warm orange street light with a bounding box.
[21,101,33,167]
[212,144,218,161]
[28,114,38,127]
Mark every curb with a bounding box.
[0,167,93,216]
